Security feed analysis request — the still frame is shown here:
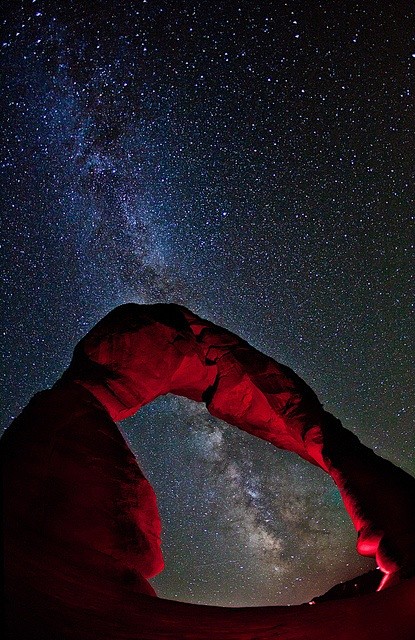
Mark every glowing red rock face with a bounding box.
[2,303,415,639]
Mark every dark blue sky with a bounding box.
[1,0,414,606]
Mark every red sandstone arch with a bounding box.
[2,303,415,639]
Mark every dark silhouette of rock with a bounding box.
[310,569,383,603]
[2,303,415,639]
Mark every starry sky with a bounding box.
[1,0,414,608]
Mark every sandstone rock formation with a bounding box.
[2,303,415,639]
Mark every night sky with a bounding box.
[1,0,414,607]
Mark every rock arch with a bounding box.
[2,303,415,639]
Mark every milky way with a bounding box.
[1,0,414,606]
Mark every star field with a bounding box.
[1,0,414,606]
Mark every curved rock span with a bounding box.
[2,303,415,639]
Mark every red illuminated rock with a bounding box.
[2,303,415,639]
